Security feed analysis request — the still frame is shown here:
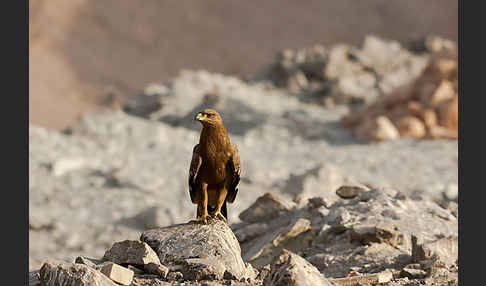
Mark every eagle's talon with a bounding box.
[196,214,211,224]
[212,211,227,223]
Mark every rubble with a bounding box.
[233,188,458,284]
[32,186,458,285]
[252,35,430,106]
[341,37,458,141]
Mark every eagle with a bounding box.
[188,109,241,224]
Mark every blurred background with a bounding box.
[29,0,457,130]
[29,0,458,272]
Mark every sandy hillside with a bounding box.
[29,0,457,130]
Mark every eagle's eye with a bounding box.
[207,114,213,117]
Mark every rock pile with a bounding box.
[251,35,430,106]
[251,35,458,141]
[30,187,458,285]
[233,188,458,285]
[341,36,458,141]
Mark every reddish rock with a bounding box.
[394,116,427,138]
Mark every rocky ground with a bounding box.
[29,36,458,285]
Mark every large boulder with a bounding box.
[140,220,257,281]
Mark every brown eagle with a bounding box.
[188,109,241,224]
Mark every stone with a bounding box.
[349,222,399,246]
[183,258,227,280]
[438,95,458,132]
[100,263,134,286]
[430,81,455,107]
[394,116,427,138]
[103,240,161,266]
[242,218,315,268]
[143,262,169,278]
[239,192,294,223]
[412,235,458,266]
[127,265,145,275]
[264,250,333,286]
[355,116,400,141]
[75,256,111,270]
[167,271,184,281]
[428,125,458,139]
[400,267,427,279]
[330,270,393,285]
[140,220,255,281]
[28,270,40,286]
[336,184,370,199]
[39,260,117,286]
[421,108,438,128]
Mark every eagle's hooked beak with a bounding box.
[195,112,205,121]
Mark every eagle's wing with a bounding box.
[188,144,202,204]
[226,143,241,203]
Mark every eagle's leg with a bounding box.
[196,183,210,224]
[212,188,228,222]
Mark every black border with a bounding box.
[6,0,29,283]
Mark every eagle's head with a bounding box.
[195,109,223,127]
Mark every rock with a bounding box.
[167,271,184,281]
[140,220,255,281]
[143,262,169,278]
[39,260,117,286]
[183,258,227,280]
[400,267,427,279]
[421,108,438,128]
[336,184,370,199]
[103,240,161,266]
[349,222,399,246]
[355,116,400,141]
[428,125,458,139]
[127,265,145,275]
[264,250,333,286]
[394,116,426,138]
[75,256,111,270]
[429,80,455,107]
[330,270,393,285]
[28,270,40,286]
[412,235,458,266]
[100,263,134,286]
[438,95,458,132]
[242,218,315,268]
[239,193,294,223]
